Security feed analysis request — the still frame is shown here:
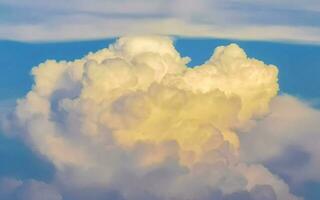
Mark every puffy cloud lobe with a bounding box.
[7,36,300,199]
[240,95,320,184]
[222,185,277,200]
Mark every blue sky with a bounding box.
[1,38,320,104]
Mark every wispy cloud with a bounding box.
[0,0,320,43]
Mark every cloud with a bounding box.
[3,36,303,199]
[0,178,62,200]
[240,94,320,184]
[1,0,320,42]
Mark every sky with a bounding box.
[0,1,320,200]
[0,0,320,43]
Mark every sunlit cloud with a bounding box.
[2,36,305,200]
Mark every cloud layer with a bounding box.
[1,0,320,42]
[4,36,303,199]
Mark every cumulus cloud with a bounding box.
[240,94,320,184]
[4,36,302,199]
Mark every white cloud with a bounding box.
[0,0,320,42]
[240,94,320,184]
[231,0,320,12]
[3,36,302,200]
[0,178,62,200]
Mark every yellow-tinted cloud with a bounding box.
[7,36,301,200]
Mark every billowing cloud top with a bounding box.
[5,36,303,200]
